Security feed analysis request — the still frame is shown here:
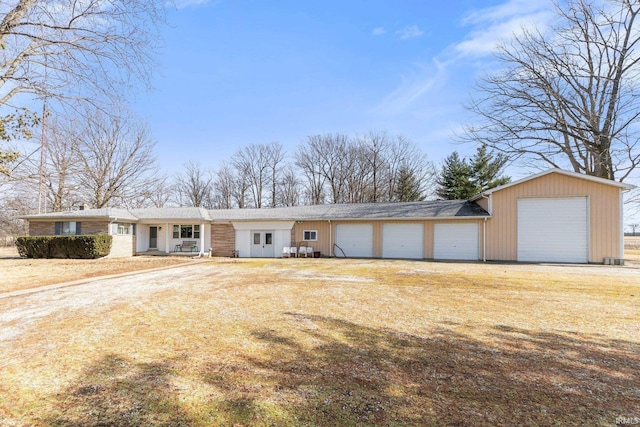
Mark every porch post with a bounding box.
[165,223,171,254]
[200,221,205,255]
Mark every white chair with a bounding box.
[289,246,298,258]
[304,247,313,258]
[282,246,290,258]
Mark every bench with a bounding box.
[176,240,198,252]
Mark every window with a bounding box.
[174,225,199,239]
[55,221,80,235]
[253,233,261,245]
[265,233,273,245]
[181,225,192,238]
[117,223,132,235]
[303,230,317,241]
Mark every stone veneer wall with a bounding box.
[211,223,235,257]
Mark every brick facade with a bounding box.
[211,223,235,257]
[28,220,109,236]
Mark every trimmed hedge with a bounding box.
[16,235,112,259]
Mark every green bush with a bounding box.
[15,235,112,259]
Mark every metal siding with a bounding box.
[433,223,479,260]
[517,197,588,263]
[382,223,424,259]
[485,172,622,262]
[335,224,374,258]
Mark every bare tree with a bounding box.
[212,165,237,209]
[172,161,214,208]
[277,164,301,207]
[231,144,271,208]
[0,0,164,110]
[386,136,435,201]
[266,142,285,207]
[73,109,159,208]
[359,131,391,202]
[463,0,640,182]
[295,142,326,205]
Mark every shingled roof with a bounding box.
[21,200,488,222]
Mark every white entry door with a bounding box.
[250,231,275,257]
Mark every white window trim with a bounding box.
[303,230,318,241]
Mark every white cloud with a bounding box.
[372,27,386,36]
[395,25,424,40]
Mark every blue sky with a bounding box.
[134,0,555,175]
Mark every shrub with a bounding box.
[15,235,112,259]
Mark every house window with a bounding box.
[117,223,133,235]
[173,225,198,239]
[55,221,80,235]
[303,230,317,241]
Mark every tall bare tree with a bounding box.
[172,161,214,208]
[231,144,271,208]
[0,0,164,108]
[277,164,300,206]
[73,110,159,208]
[464,0,640,182]
[212,165,237,209]
[266,142,285,207]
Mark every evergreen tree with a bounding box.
[394,165,425,202]
[436,152,476,200]
[470,145,510,190]
[436,147,510,200]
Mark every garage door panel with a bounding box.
[517,197,588,263]
[434,223,479,260]
[382,223,424,259]
[335,224,373,258]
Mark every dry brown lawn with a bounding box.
[0,251,195,293]
[0,258,638,426]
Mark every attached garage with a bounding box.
[433,222,479,260]
[335,223,373,258]
[382,223,424,259]
[517,197,588,263]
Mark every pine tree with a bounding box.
[394,165,425,202]
[436,147,510,200]
[470,145,510,190]
[436,152,476,200]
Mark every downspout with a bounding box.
[328,220,332,257]
[483,217,487,262]
[480,194,490,263]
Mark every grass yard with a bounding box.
[0,258,638,426]
[0,251,196,293]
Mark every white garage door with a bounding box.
[382,223,424,259]
[434,223,479,260]
[335,224,373,258]
[518,197,588,263]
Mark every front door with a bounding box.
[250,231,275,257]
[149,226,158,249]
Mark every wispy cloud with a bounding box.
[455,0,554,57]
[374,0,554,115]
[172,0,213,10]
[372,27,386,36]
[373,59,448,115]
[395,25,424,40]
